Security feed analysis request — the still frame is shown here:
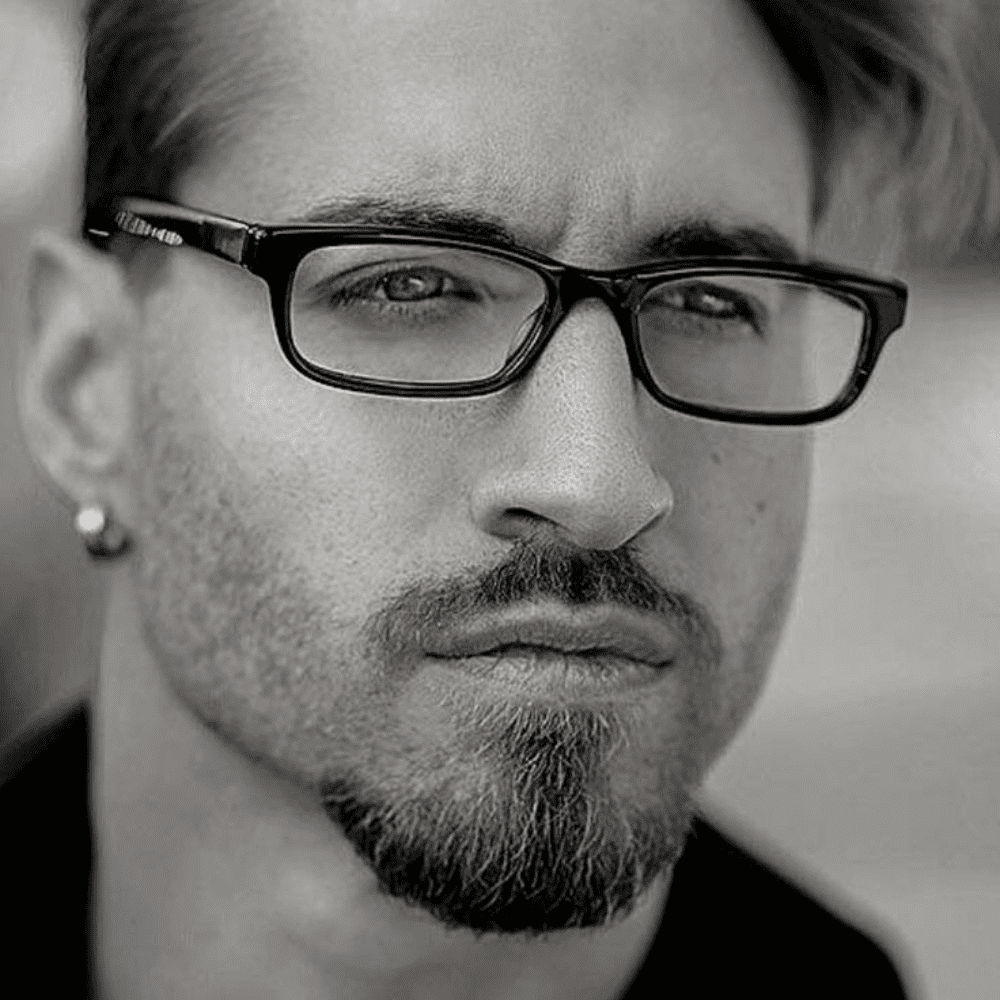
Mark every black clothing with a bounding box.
[1,706,911,997]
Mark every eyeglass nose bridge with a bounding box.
[533,268,647,385]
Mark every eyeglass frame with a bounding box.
[85,196,908,426]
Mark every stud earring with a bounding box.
[74,504,131,559]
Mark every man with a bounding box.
[3,0,994,996]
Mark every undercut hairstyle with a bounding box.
[84,0,999,264]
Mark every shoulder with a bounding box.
[0,700,92,853]
[0,696,92,867]
[0,699,92,870]
[0,700,90,790]
[0,702,93,994]
[635,815,913,997]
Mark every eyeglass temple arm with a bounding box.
[85,197,259,268]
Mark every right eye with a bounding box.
[313,262,479,313]
[376,267,450,302]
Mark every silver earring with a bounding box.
[74,504,131,559]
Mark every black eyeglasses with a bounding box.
[85,197,907,426]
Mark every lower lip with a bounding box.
[430,648,667,699]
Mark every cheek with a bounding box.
[652,420,812,649]
[137,260,468,602]
[647,424,811,768]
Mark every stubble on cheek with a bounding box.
[127,368,370,777]
[688,435,811,769]
[127,401,703,931]
[126,357,802,932]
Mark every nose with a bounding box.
[470,298,675,550]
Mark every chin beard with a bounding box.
[320,701,696,935]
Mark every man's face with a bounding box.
[127,0,812,932]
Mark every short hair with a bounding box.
[84,0,999,265]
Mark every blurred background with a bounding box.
[0,0,104,746]
[704,267,1000,999]
[1,2,997,998]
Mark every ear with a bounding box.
[18,232,139,533]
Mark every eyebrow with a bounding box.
[286,196,802,264]
[644,218,801,264]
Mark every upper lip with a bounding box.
[422,603,681,667]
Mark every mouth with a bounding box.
[421,602,681,695]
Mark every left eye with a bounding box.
[659,283,752,320]
[689,288,739,317]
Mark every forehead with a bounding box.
[181,0,812,261]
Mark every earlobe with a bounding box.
[18,231,138,523]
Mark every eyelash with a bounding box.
[316,265,479,308]
[649,282,765,334]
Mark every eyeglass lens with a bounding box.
[289,243,866,413]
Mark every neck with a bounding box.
[92,580,671,1000]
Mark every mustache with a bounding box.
[366,538,722,665]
